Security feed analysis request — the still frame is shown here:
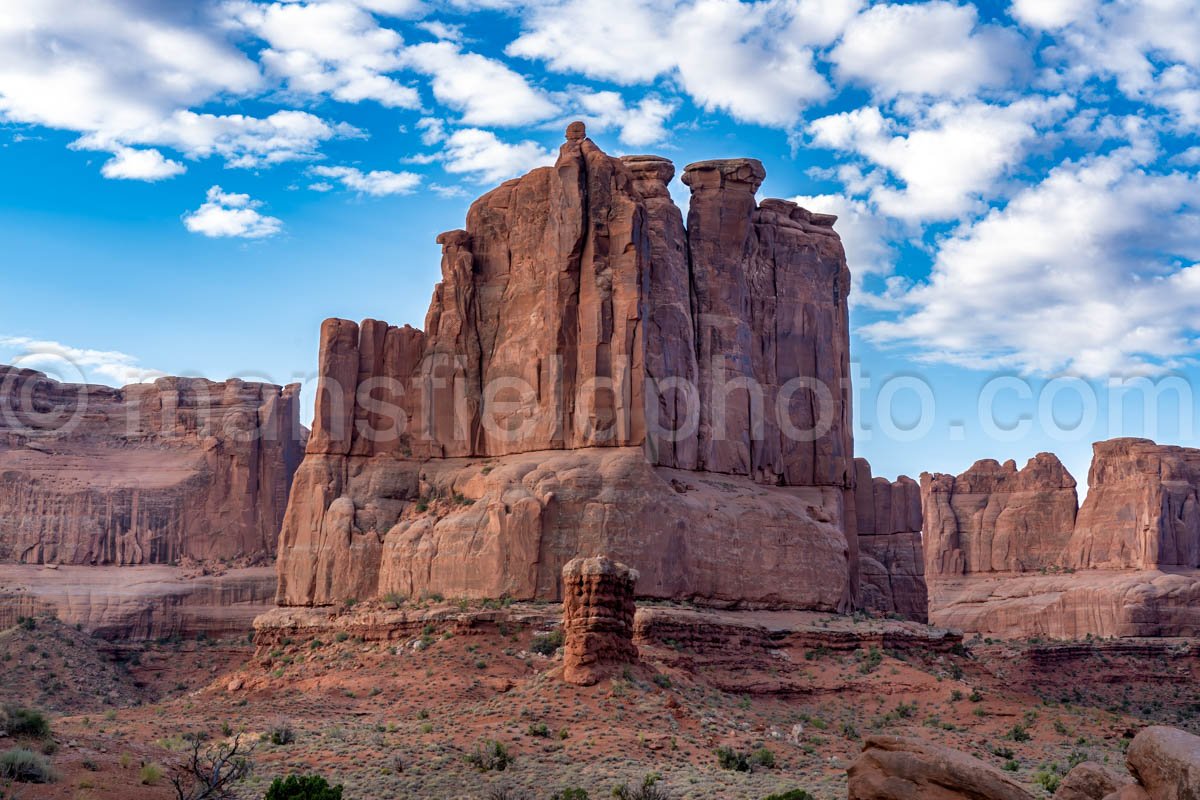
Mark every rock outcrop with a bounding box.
[924,441,1200,638]
[1058,761,1133,800]
[0,366,305,566]
[847,735,1034,800]
[561,556,638,686]
[1127,725,1200,800]
[0,564,275,640]
[276,123,858,611]
[855,458,926,622]
[1070,439,1200,571]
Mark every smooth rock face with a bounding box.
[1127,725,1200,800]
[855,458,927,621]
[1071,439,1200,570]
[276,125,858,611]
[1058,761,1134,800]
[561,556,638,686]
[0,366,306,565]
[0,564,276,640]
[847,735,1034,800]
[923,453,1078,578]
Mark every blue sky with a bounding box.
[2,0,1199,488]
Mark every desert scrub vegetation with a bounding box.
[1,705,50,740]
[465,739,513,772]
[530,629,564,656]
[762,792,814,800]
[264,773,344,800]
[0,748,58,783]
[612,773,671,800]
[170,733,252,800]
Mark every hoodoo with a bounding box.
[275,123,866,612]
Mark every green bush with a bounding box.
[716,746,751,772]
[139,762,163,785]
[612,773,669,800]
[2,706,50,739]
[0,748,57,783]
[551,789,590,800]
[1033,768,1062,793]
[751,747,776,768]
[530,630,564,656]
[762,792,814,800]
[264,774,344,800]
[465,740,512,772]
[269,724,295,746]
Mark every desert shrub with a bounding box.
[858,647,883,674]
[139,762,163,785]
[716,746,751,772]
[762,792,814,800]
[1008,723,1032,742]
[172,733,252,799]
[264,774,344,800]
[465,740,512,772]
[612,774,668,800]
[751,747,776,768]
[269,725,295,746]
[530,630,564,656]
[526,722,550,738]
[0,748,57,783]
[551,789,590,800]
[2,706,50,740]
[1033,768,1061,793]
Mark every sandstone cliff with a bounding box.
[924,441,1200,638]
[276,124,858,611]
[854,458,927,622]
[0,365,306,565]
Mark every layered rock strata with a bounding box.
[854,458,926,621]
[0,366,305,565]
[276,124,858,611]
[561,556,638,686]
[924,441,1200,637]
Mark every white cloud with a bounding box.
[417,116,447,145]
[0,336,165,386]
[100,147,185,181]
[1010,0,1095,30]
[440,128,554,183]
[790,193,896,306]
[508,0,860,127]
[832,1,1027,99]
[404,41,558,126]
[183,186,283,239]
[309,165,421,196]
[810,96,1073,220]
[865,148,1200,376]
[85,109,363,168]
[574,92,676,147]
[226,0,421,108]
[416,20,465,42]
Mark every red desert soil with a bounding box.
[5,604,1199,800]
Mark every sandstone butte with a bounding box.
[275,122,924,615]
[923,438,1200,638]
[0,365,306,637]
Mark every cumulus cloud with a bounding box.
[100,147,185,180]
[865,149,1200,376]
[810,96,1073,221]
[440,128,554,183]
[573,92,676,147]
[831,1,1027,99]
[0,336,165,386]
[308,165,422,196]
[404,41,558,126]
[509,0,861,127]
[226,0,421,108]
[183,186,283,239]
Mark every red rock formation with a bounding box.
[924,441,1200,638]
[276,123,858,611]
[561,556,638,686]
[0,366,305,566]
[848,735,1035,800]
[854,459,927,622]
[1127,725,1200,799]
[922,453,1078,578]
[1070,438,1200,570]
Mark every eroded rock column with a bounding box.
[561,556,638,686]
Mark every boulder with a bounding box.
[1057,761,1133,800]
[0,366,305,566]
[561,556,638,685]
[275,123,859,611]
[1127,726,1200,800]
[847,735,1035,800]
